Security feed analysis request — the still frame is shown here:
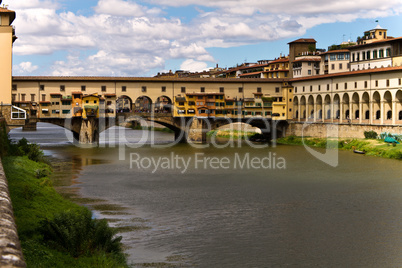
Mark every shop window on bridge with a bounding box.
[62,110,70,114]
[11,106,26,119]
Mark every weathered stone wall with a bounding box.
[287,122,402,139]
[0,159,26,267]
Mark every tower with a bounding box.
[0,5,16,105]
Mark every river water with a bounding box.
[9,123,402,267]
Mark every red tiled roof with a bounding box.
[269,58,289,64]
[288,38,316,44]
[293,57,321,63]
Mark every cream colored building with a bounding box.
[0,6,16,105]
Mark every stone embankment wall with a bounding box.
[0,159,26,267]
[287,122,402,139]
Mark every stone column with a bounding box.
[380,100,385,125]
[369,100,373,125]
[79,117,99,144]
[359,101,363,124]
[313,101,317,122]
[339,101,343,123]
[392,100,397,125]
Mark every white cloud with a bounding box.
[6,0,402,76]
[180,59,209,72]
[13,62,39,74]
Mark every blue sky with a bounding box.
[5,0,402,77]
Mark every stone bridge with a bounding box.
[121,112,288,143]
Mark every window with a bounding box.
[122,86,127,92]
[40,85,45,91]
[373,50,377,59]
[375,80,378,87]
[355,82,357,88]
[336,84,338,90]
[257,87,261,93]
[310,86,312,92]
[399,78,401,85]
[339,63,342,70]
[337,53,344,60]
[200,87,205,92]
[31,94,35,102]
[161,86,166,92]
[42,94,46,101]
[21,94,26,101]
[379,49,384,58]
[275,87,280,93]
[330,54,336,61]
[219,87,224,93]
[81,85,86,91]
[295,87,297,93]
[318,85,321,91]
[308,62,311,66]
[142,86,147,93]
[181,87,186,93]
[364,81,368,88]
[12,85,17,91]
[302,86,305,92]
[11,106,26,119]
[386,79,390,87]
[366,51,370,60]
[308,70,311,75]
[238,87,243,93]
[344,82,347,89]
[386,48,391,57]
[101,86,106,92]
[327,84,330,91]
[60,85,65,91]
[331,64,335,70]
[12,94,16,101]
[345,54,350,60]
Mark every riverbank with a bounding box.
[207,129,256,139]
[276,136,402,160]
[2,155,128,267]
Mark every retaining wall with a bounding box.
[287,122,402,139]
[0,159,26,267]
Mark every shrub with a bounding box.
[364,130,378,139]
[40,209,123,258]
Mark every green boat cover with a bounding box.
[384,137,400,144]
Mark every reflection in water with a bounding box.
[9,124,402,267]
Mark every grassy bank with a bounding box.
[3,156,128,267]
[276,136,402,160]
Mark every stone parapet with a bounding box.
[0,159,26,267]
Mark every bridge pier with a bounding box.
[79,117,99,144]
[187,117,208,144]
